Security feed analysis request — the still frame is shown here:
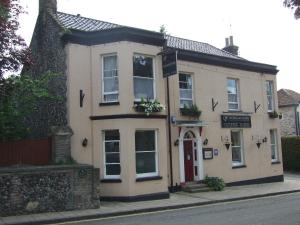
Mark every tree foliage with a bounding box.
[284,0,300,19]
[0,72,60,141]
[0,0,32,78]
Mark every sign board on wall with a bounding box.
[221,115,251,128]
[162,50,177,77]
[203,148,213,160]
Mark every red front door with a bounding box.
[184,140,194,182]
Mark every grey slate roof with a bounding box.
[56,12,242,60]
[165,35,241,59]
[57,12,122,32]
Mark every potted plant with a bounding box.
[268,111,279,119]
[180,104,202,118]
[134,98,165,116]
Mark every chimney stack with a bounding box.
[222,36,239,56]
[39,0,57,14]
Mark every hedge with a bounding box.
[281,137,300,171]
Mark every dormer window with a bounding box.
[133,54,155,100]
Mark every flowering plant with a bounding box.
[134,98,165,116]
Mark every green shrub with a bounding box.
[281,137,300,171]
[204,176,225,191]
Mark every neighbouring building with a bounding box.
[28,0,283,201]
[278,89,300,136]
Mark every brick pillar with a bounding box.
[51,126,73,163]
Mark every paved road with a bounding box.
[58,193,300,225]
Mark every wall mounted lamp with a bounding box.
[221,136,231,150]
[82,138,88,147]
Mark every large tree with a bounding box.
[284,0,300,19]
[0,0,32,78]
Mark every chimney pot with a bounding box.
[222,36,239,56]
[225,38,229,47]
[229,36,234,45]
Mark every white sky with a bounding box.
[18,0,300,92]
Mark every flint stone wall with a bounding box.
[279,106,297,137]
[0,164,100,217]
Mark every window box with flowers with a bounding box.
[268,111,282,119]
[180,104,202,119]
[134,98,165,116]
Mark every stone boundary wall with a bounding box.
[0,164,100,217]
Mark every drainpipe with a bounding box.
[166,76,174,191]
[295,105,300,136]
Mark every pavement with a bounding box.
[1,173,300,225]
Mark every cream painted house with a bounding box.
[30,0,283,201]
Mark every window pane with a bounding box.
[267,96,273,111]
[270,130,275,144]
[229,103,239,110]
[180,100,193,108]
[106,153,120,163]
[104,70,118,78]
[228,93,238,103]
[180,89,192,99]
[134,77,154,99]
[106,164,120,175]
[227,79,237,94]
[179,74,188,82]
[135,131,155,152]
[231,131,241,146]
[232,147,241,162]
[105,141,119,153]
[133,55,153,78]
[271,145,276,160]
[105,130,120,140]
[136,152,156,174]
[104,55,117,72]
[104,77,118,93]
[104,94,118,102]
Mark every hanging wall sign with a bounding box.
[221,115,251,128]
[162,50,177,77]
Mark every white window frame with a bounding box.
[227,78,240,111]
[231,130,244,167]
[102,54,119,103]
[179,73,194,108]
[103,130,121,179]
[266,80,274,112]
[133,54,156,101]
[135,130,158,178]
[270,129,279,162]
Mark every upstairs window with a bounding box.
[133,55,154,100]
[266,81,274,112]
[102,54,118,102]
[103,130,120,178]
[179,73,193,108]
[227,78,240,111]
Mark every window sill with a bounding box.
[232,165,247,169]
[101,179,122,183]
[136,176,162,182]
[271,161,281,165]
[99,102,120,106]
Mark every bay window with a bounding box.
[135,130,158,177]
[133,54,155,100]
[102,54,118,102]
[103,130,120,178]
